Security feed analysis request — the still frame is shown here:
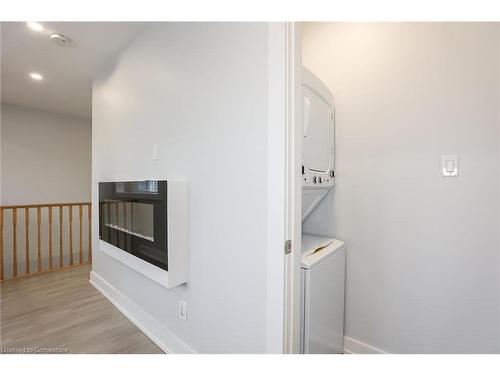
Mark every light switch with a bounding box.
[152,144,158,161]
[442,155,458,177]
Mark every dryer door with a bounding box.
[303,86,334,173]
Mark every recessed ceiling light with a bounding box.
[29,72,43,81]
[27,22,44,32]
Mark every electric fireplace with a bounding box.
[98,180,188,287]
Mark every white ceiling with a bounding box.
[1,22,146,119]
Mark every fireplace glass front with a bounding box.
[99,180,168,270]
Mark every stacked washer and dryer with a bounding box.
[300,68,346,354]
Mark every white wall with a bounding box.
[497,24,500,351]
[1,103,91,204]
[302,23,500,353]
[92,23,284,353]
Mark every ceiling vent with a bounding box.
[50,33,73,47]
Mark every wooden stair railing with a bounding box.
[0,202,92,281]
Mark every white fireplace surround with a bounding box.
[97,180,188,289]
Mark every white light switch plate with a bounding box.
[152,144,158,161]
[441,154,458,177]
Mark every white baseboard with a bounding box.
[89,271,195,354]
[343,336,388,354]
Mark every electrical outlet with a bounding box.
[179,301,188,320]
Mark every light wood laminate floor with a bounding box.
[0,264,163,354]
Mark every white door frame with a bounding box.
[266,21,302,354]
[282,22,302,354]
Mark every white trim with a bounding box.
[283,21,303,354]
[89,271,195,354]
[343,336,388,354]
[266,22,287,354]
[266,21,302,354]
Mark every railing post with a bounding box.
[12,208,18,277]
[37,206,42,272]
[88,204,92,262]
[69,205,73,266]
[25,207,30,275]
[59,205,64,268]
[48,206,53,270]
[79,204,83,264]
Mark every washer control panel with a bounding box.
[302,165,334,188]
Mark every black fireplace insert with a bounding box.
[99,180,168,270]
